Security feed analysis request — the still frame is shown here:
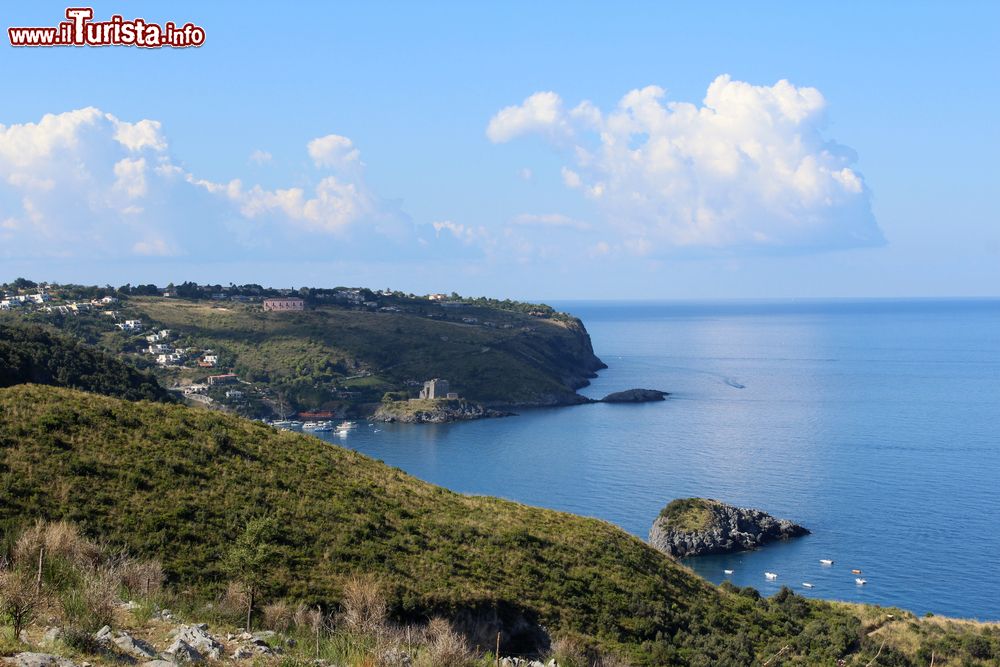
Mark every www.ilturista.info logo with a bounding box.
[8,7,205,48]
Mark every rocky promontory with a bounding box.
[649,498,809,558]
[600,388,668,403]
[372,398,512,424]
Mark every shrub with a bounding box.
[340,575,388,635]
[0,568,41,639]
[60,566,120,633]
[263,600,294,632]
[549,636,589,667]
[119,558,165,597]
[415,618,474,667]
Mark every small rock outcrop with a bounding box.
[600,388,668,403]
[373,399,511,424]
[649,498,809,558]
[7,654,77,667]
[167,625,224,661]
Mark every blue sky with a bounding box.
[1,1,997,299]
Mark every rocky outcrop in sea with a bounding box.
[372,399,512,424]
[649,498,809,558]
[600,388,668,403]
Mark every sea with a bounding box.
[318,299,1000,620]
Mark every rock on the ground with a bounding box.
[230,647,255,661]
[113,633,158,659]
[600,388,668,403]
[7,654,77,667]
[140,661,176,667]
[168,625,224,660]
[163,639,204,664]
[649,497,809,558]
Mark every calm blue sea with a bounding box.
[320,299,1000,620]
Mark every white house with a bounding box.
[29,293,51,304]
[116,319,143,332]
[225,389,244,399]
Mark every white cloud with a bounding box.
[307,134,360,169]
[113,157,147,199]
[249,149,272,165]
[0,108,393,259]
[486,92,572,144]
[487,75,883,253]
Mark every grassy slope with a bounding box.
[129,298,602,406]
[2,385,997,664]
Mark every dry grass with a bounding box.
[414,617,475,667]
[13,520,100,571]
[339,575,388,635]
[262,599,294,632]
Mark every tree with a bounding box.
[224,517,281,631]
[0,569,41,640]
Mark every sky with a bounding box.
[1,1,998,299]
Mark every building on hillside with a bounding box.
[207,373,238,386]
[419,378,450,400]
[263,297,304,312]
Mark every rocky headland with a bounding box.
[649,497,809,558]
[372,398,512,423]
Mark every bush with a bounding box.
[415,617,474,667]
[60,566,120,633]
[119,558,165,597]
[340,575,388,635]
[263,600,294,632]
[0,568,41,639]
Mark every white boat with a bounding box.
[723,569,734,575]
[337,428,350,437]
[303,421,335,432]
[855,578,867,585]
[271,420,294,428]
[764,572,778,580]
[338,420,357,430]
[819,559,834,566]
[803,582,814,588]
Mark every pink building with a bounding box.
[263,297,304,312]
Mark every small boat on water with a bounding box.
[338,420,357,430]
[820,559,834,566]
[855,578,867,585]
[803,582,815,588]
[851,569,862,574]
[303,421,335,432]
[724,569,734,575]
[337,428,350,437]
[764,572,778,580]
[272,420,303,430]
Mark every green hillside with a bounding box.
[0,322,171,403]
[127,297,604,409]
[0,384,905,665]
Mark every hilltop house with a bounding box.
[207,373,238,386]
[263,297,304,312]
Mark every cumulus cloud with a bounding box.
[487,75,883,253]
[307,134,361,169]
[0,108,397,259]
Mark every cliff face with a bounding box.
[649,498,809,558]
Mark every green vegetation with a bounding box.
[128,297,602,410]
[0,322,171,403]
[4,385,996,664]
[658,498,718,533]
